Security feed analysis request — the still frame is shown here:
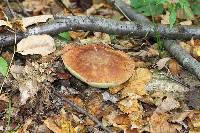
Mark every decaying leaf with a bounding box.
[156,57,171,70]
[22,15,53,28]
[19,79,39,105]
[180,20,192,25]
[80,32,111,44]
[188,111,200,128]
[118,98,141,114]
[121,68,152,98]
[22,0,54,15]
[17,34,56,56]
[168,59,182,75]
[44,109,76,133]
[103,111,131,130]
[160,11,170,24]
[150,112,177,133]
[179,41,192,53]
[155,96,180,113]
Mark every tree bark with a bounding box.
[1,16,200,47]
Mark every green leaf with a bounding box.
[179,0,194,18]
[0,57,8,77]
[58,32,71,41]
[131,0,164,16]
[191,4,200,15]
[169,5,177,29]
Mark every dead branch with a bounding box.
[53,91,112,133]
[106,0,200,79]
[1,16,200,47]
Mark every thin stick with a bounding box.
[53,91,112,133]
[4,0,15,18]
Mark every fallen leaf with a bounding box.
[121,68,152,98]
[44,109,76,133]
[80,32,111,44]
[22,15,53,28]
[22,0,54,15]
[156,57,171,70]
[160,11,170,24]
[179,41,191,53]
[19,79,39,105]
[188,111,200,128]
[180,20,192,25]
[103,111,131,130]
[150,112,177,133]
[147,48,159,57]
[155,96,180,113]
[17,34,56,56]
[118,98,141,114]
[168,59,182,75]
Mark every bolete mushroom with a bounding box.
[61,44,134,88]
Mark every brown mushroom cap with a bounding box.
[61,44,134,88]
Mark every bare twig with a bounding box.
[106,0,200,80]
[53,91,112,133]
[1,15,200,47]
[4,0,15,18]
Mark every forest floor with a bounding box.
[0,0,200,133]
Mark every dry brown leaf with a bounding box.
[180,20,192,25]
[150,112,177,133]
[168,59,182,75]
[160,11,170,24]
[188,111,200,128]
[103,111,131,130]
[69,31,86,40]
[0,94,9,102]
[109,83,126,94]
[19,79,39,105]
[121,68,152,98]
[22,15,53,28]
[86,94,103,116]
[170,111,190,123]
[44,109,76,133]
[179,41,192,53]
[17,34,55,56]
[22,0,54,15]
[86,3,105,15]
[80,32,111,44]
[147,48,159,57]
[155,96,180,113]
[118,98,141,114]
[128,111,144,128]
[156,57,171,70]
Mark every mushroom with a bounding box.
[61,44,134,88]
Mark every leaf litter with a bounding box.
[0,0,200,133]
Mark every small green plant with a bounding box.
[131,0,199,28]
[0,57,8,77]
[58,32,71,41]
